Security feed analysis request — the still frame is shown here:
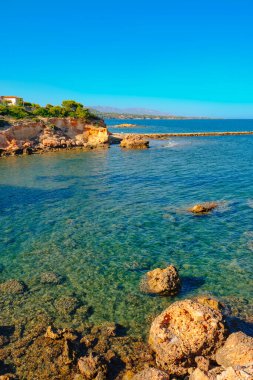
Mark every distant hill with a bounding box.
[89,106,210,120]
[90,106,172,116]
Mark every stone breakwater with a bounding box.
[112,131,253,140]
[0,118,109,156]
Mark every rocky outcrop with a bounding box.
[120,135,149,149]
[113,123,138,128]
[149,299,227,375]
[215,332,253,367]
[188,202,218,214]
[0,118,109,156]
[140,265,181,296]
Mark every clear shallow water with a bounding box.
[0,125,253,337]
[106,118,253,134]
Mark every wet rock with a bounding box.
[44,326,61,340]
[140,265,181,296]
[120,135,149,149]
[0,335,10,347]
[54,296,79,315]
[194,296,222,312]
[215,332,253,367]
[149,299,227,375]
[78,353,108,379]
[40,271,62,285]
[133,367,170,379]
[45,326,78,343]
[188,202,218,214]
[0,279,26,294]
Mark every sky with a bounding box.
[1,0,253,118]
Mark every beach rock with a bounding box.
[190,365,253,380]
[0,279,26,294]
[188,202,218,214]
[195,356,210,372]
[217,365,253,380]
[140,265,181,295]
[215,332,253,367]
[194,296,222,312]
[78,353,108,379]
[190,368,213,380]
[120,135,149,149]
[149,299,227,375]
[133,367,170,379]
[54,296,79,315]
[40,271,62,285]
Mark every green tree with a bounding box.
[62,100,84,113]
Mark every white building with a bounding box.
[0,96,23,106]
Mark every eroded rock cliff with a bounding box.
[0,118,109,156]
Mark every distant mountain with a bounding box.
[90,106,172,116]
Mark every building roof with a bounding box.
[1,96,20,99]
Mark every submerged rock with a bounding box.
[0,279,26,294]
[40,271,62,285]
[54,296,79,315]
[140,265,181,296]
[120,135,149,149]
[189,202,218,214]
[78,353,108,379]
[149,299,227,375]
[215,332,253,368]
[194,296,222,312]
[133,368,170,379]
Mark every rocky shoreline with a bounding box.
[1,118,253,158]
[0,264,252,379]
[0,118,109,157]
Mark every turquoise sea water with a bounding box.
[0,119,253,337]
[107,118,253,134]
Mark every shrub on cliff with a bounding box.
[0,99,100,121]
[0,105,31,119]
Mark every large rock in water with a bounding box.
[215,332,253,367]
[188,202,218,214]
[120,135,149,149]
[149,299,227,376]
[140,265,181,296]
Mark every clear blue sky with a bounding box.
[1,0,253,117]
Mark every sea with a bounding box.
[0,119,253,338]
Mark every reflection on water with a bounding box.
[0,133,253,337]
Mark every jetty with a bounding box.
[111,131,253,140]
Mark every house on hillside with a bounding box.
[0,96,23,106]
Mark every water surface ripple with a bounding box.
[0,121,253,337]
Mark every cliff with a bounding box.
[0,118,109,156]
